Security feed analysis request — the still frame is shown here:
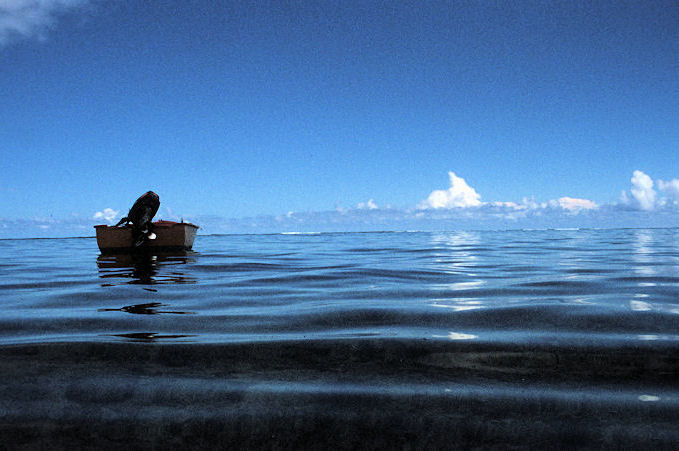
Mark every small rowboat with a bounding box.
[94,220,199,253]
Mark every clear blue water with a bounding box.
[1,229,678,447]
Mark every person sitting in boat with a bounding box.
[115,191,160,247]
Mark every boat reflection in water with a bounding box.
[96,251,197,286]
[96,251,198,341]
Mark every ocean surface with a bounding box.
[1,229,678,448]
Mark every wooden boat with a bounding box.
[94,220,199,253]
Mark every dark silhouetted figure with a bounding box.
[115,191,160,248]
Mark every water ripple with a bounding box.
[1,230,679,447]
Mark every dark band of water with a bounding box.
[1,229,678,447]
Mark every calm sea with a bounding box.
[1,229,678,448]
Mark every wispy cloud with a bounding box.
[190,202,678,235]
[93,208,118,223]
[0,0,90,47]
[357,199,378,210]
[658,178,679,205]
[0,216,91,238]
[557,197,598,212]
[419,171,482,209]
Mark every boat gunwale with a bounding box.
[94,221,199,230]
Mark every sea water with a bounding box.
[1,229,678,448]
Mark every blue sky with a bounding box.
[1,0,678,237]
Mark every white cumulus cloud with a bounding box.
[93,208,118,223]
[420,171,482,209]
[627,170,657,211]
[619,172,679,209]
[0,0,89,46]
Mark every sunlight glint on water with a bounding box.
[1,229,678,447]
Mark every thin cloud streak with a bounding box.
[0,0,90,46]
[93,208,118,223]
[357,199,378,210]
[557,197,598,212]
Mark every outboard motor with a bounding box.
[115,191,160,248]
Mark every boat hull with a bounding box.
[95,221,199,253]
